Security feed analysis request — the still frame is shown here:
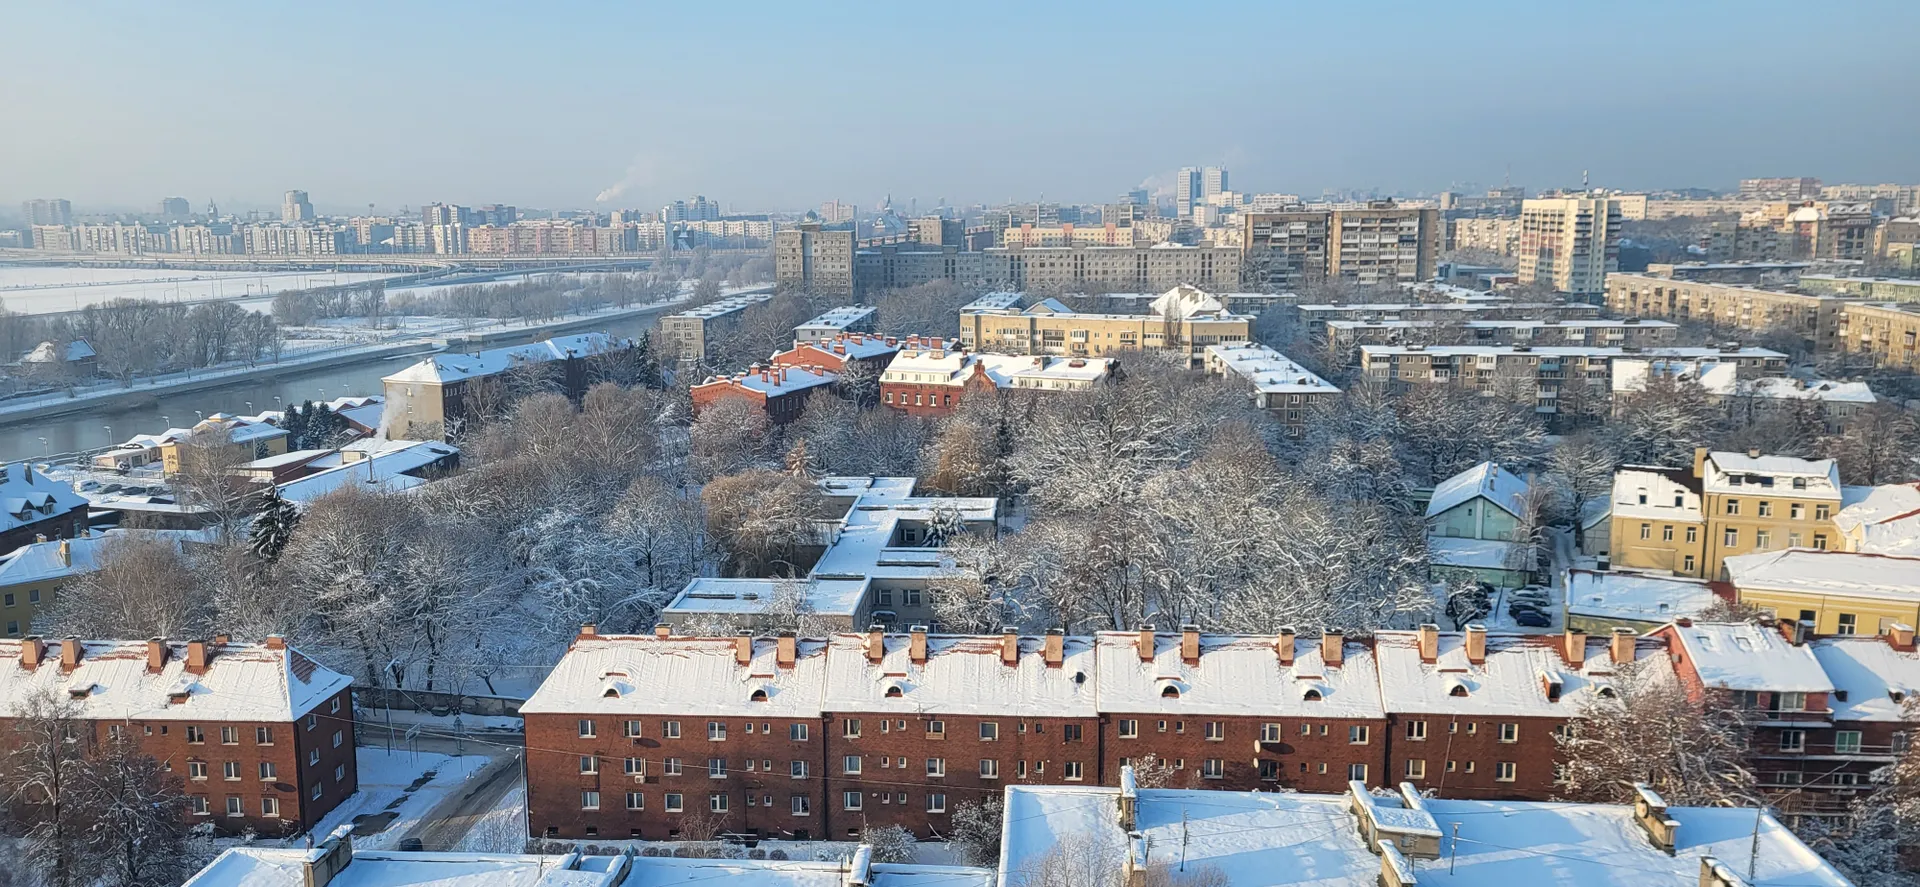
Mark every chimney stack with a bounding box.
[264,634,286,651]
[1465,624,1487,664]
[146,637,168,674]
[776,631,797,669]
[1277,627,1296,666]
[1043,629,1064,667]
[1136,624,1156,662]
[57,539,70,567]
[577,623,600,643]
[866,624,886,664]
[20,636,44,670]
[1180,624,1201,664]
[735,630,754,666]
[1417,623,1439,663]
[654,623,672,640]
[185,639,211,675]
[1321,629,1344,667]
[909,625,929,664]
[59,637,82,673]
[1781,618,1811,646]
[304,825,356,887]
[1611,627,1637,664]
[1891,623,1917,652]
[213,633,231,645]
[1001,627,1020,667]
[1563,628,1587,667]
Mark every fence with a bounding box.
[354,685,525,718]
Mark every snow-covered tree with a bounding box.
[946,796,1005,867]
[689,396,773,480]
[38,533,209,640]
[1394,383,1548,485]
[701,470,831,577]
[1555,657,1756,807]
[249,488,300,563]
[859,823,917,863]
[1,688,90,887]
[1799,700,1920,887]
[1824,403,1920,486]
[69,732,196,886]
[1607,373,1723,467]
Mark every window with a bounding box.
[927,793,947,813]
[1063,724,1083,742]
[1348,763,1367,782]
[1349,725,1370,745]
[1259,760,1279,781]
[790,761,808,779]
[843,719,861,738]
[188,761,207,780]
[625,757,644,777]
[1119,720,1139,739]
[844,791,863,810]
[1684,555,1696,572]
[191,796,209,816]
[1640,523,1651,540]
[311,782,323,800]
[790,723,808,741]
[256,727,274,745]
[663,720,681,739]
[226,796,243,818]
[221,726,238,744]
[665,793,684,812]
[979,722,999,741]
[1777,691,1807,712]
[927,720,945,738]
[1406,720,1427,741]
[1496,762,1516,782]
[707,758,726,778]
[1816,505,1832,521]
[1724,528,1738,548]
[1756,530,1772,549]
[1838,614,1857,636]
[926,758,945,777]
[844,755,862,774]
[626,791,645,810]
[664,758,683,776]
[186,726,205,744]
[624,720,642,738]
[1686,527,1698,543]
[1205,722,1225,741]
[1781,730,1806,752]
[308,750,319,767]
[580,755,599,774]
[1814,534,1829,550]
[1726,499,1740,516]
[1498,723,1518,743]
[259,762,277,781]
[1406,759,1426,779]
[1662,525,1674,541]
[708,721,727,741]
[710,793,728,813]
[791,795,810,816]
[578,719,596,738]
[332,730,343,748]
[223,761,239,781]
[1065,761,1085,781]
[1261,723,1282,743]
[980,759,999,779]
[1836,731,1863,754]
[1201,759,1224,779]
[1791,503,1805,520]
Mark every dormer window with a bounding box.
[1792,478,1807,490]
[884,686,904,698]
[1160,685,1181,699]
[602,688,619,698]
[1597,686,1618,699]
[750,689,769,703]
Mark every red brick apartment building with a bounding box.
[772,333,902,376]
[688,363,836,424]
[0,635,356,837]
[878,346,1117,418]
[1093,628,1385,794]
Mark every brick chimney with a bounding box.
[1780,618,1811,646]
[1043,629,1064,668]
[1417,623,1439,663]
[59,637,82,673]
[304,825,355,887]
[776,631,797,669]
[654,623,672,640]
[1180,624,1201,665]
[146,637,168,674]
[1611,627,1637,664]
[185,639,211,675]
[1000,627,1020,667]
[1891,623,1917,652]
[735,630,754,666]
[577,623,600,643]
[908,626,929,664]
[19,636,44,670]
[1136,624,1156,662]
[1277,627,1296,666]
[1321,629,1344,667]
[866,624,886,664]
[1465,624,1487,665]
[264,634,286,651]
[1563,628,1587,668]
[57,539,70,567]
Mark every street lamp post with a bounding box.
[38,437,48,458]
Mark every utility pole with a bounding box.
[1450,822,1460,874]
[1180,806,1189,871]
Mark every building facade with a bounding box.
[1605,274,1860,355]
[775,224,856,296]
[655,293,774,362]
[1518,197,1622,295]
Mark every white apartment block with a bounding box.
[1518,197,1622,295]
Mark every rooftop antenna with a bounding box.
[1582,169,1590,190]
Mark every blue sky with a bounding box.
[4,0,1916,213]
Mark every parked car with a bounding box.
[1512,609,1552,627]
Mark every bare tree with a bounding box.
[1555,657,1755,807]
[1823,403,1920,485]
[701,471,833,576]
[69,732,196,886]
[38,533,209,640]
[1,688,91,887]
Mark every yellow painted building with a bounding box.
[1606,449,1842,580]
[157,416,289,477]
[1726,549,1920,637]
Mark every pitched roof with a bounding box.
[1093,632,1383,718]
[1835,483,1920,554]
[1810,636,1920,723]
[381,333,628,385]
[0,528,210,587]
[519,634,828,717]
[821,633,1097,717]
[1373,630,1667,717]
[0,638,349,722]
[0,462,88,532]
[1427,462,1529,519]
[1725,548,1920,601]
[1663,622,1833,694]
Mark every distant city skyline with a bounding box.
[4,1,1918,213]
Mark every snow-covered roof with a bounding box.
[1148,284,1230,319]
[959,291,1023,313]
[998,783,1846,887]
[1566,570,1719,624]
[1810,636,1920,724]
[1427,461,1529,520]
[1365,344,1788,361]
[0,528,210,587]
[20,339,95,363]
[273,441,458,504]
[1609,464,1703,523]
[1663,622,1833,694]
[1835,483,1920,555]
[1204,342,1340,394]
[821,632,1097,717]
[1375,630,1664,717]
[1702,452,1841,498]
[1611,358,1741,396]
[1022,296,1075,315]
[694,364,837,397]
[1740,377,1877,404]
[666,293,772,321]
[1093,632,1384,718]
[880,350,1115,389]
[0,638,350,723]
[0,462,87,532]
[185,846,993,887]
[241,448,334,471]
[382,333,630,385]
[1426,537,1527,571]
[519,634,828,717]
[785,333,900,362]
[1725,548,1920,602]
[795,305,876,331]
[336,400,385,431]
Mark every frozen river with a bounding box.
[0,266,397,314]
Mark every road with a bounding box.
[401,748,525,851]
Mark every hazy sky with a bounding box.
[5,0,1917,214]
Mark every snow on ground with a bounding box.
[0,267,394,315]
[299,748,490,851]
[451,783,528,853]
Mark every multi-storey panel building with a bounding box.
[775,224,856,296]
[1242,210,1332,291]
[1201,342,1341,435]
[1518,197,1622,295]
[1359,344,1787,417]
[1838,301,1920,371]
[1605,274,1861,355]
[956,286,1249,366]
[655,293,774,362]
[1329,202,1442,286]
